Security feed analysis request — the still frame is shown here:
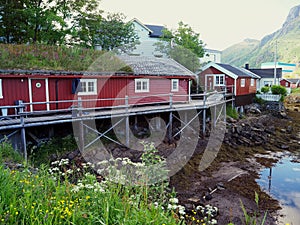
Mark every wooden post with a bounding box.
[169,93,173,143]
[156,115,161,130]
[202,109,206,135]
[214,105,217,128]
[125,96,130,147]
[202,91,207,135]
[78,97,84,151]
[19,104,27,162]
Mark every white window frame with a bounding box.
[0,79,3,99]
[285,82,289,87]
[241,78,246,87]
[78,79,97,96]
[214,75,225,86]
[135,78,149,93]
[250,78,255,87]
[171,79,179,92]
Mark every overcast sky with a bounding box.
[100,0,300,51]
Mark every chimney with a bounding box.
[245,64,249,70]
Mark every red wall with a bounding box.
[198,68,234,93]
[0,78,30,114]
[236,78,257,96]
[1,75,190,114]
[280,80,290,88]
[127,78,188,105]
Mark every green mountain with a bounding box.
[222,4,300,75]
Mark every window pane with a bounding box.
[136,81,141,90]
[81,82,87,92]
[220,76,224,85]
[216,76,220,85]
[88,82,94,92]
[142,81,148,90]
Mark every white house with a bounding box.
[199,48,222,64]
[130,18,165,57]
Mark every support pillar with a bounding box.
[78,97,84,151]
[19,104,27,162]
[125,96,130,147]
[168,112,173,143]
[156,115,161,130]
[202,109,206,135]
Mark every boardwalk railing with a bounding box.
[256,93,281,102]
[0,90,234,119]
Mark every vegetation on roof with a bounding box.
[0,44,133,73]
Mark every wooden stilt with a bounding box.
[169,112,173,143]
[156,115,161,130]
[19,106,27,161]
[125,96,130,147]
[202,109,206,135]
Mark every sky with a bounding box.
[100,0,300,51]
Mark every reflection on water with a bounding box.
[257,157,300,225]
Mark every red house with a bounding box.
[198,62,260,106]
[280,78,300,88]
[0,56,195,115]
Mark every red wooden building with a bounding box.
[280,78,300,88]
[198,62,260,106]
[0,56,195,115]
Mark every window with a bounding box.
[135,79,149,92]
[241,78,246,87]
[250,78,255,87]
[0,79,3,99]
[214,75,225,86]
[171,79,179,92]
[285,82,289,87]
[78,79,97,95]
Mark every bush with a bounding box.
[261,86,270,93]
[271,85,287,96]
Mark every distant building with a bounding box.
[248,67,282,91]
[130,18,165,57]
[199,48,222,64]
[130,18,222,64]
[261,62,296,76]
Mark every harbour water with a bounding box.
[257,156,300,224]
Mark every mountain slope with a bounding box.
[222,4,300,76]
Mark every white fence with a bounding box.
[256,94,281,102]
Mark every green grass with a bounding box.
[291,88,300,94]
[226,106,239,119]
[0,142,183,225]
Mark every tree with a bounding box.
[156,21,205,72]
[93,13,139,52]
[0,0,27,43]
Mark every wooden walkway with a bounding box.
[0,98,229,131]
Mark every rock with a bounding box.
[287,125,293,133]
[280,145,289,150]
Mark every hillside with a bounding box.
[221,39,259,66]
[222,4,300,76]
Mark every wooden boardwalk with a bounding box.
[0,98,229,131]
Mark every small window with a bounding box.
[250,78,254,87]
[135,79,149,93]
[241,79,246,87]
[0,79,3,99]
[285,82,289,87]
[171,79,179,92]
[78,79,97,95]
[214,75,225,86]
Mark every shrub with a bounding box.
[271,85,287,96]
[261,86,270,93]
[0,139,23,163]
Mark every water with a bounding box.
[257,156,300,224]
